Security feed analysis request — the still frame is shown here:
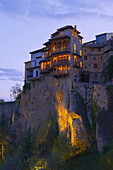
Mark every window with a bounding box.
[63,41,66,48]
[84,56,87,60]
[94,64,97,68]
[93,57,96,60]
[74,55,77,61]
[80,50,82,56]
[102,37,104,41]
[41,62,43,70]
[42,54,44,58]
[80,62,82,68]
[85,49,87,52]
[79,40,82,44]
[58,42,61,49]
[61,31,64,35]
[100,56,102,60]
[36,70,38,77]
[53,43,56,51]
[92,48,94,51]
[98,48,101,52]
[63,55,67,60]
[74,44,76,53]
[85,65,87,68]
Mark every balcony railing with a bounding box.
[53,70,69,77]
[41,65,52,73]
[73,61,80,68]
[52,46,70,53]
[52,59,70,66]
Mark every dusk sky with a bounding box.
[0,0,113,100]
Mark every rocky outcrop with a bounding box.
[96,111,113,152]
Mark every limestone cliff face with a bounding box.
[5,77,113,152]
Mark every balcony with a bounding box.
[52,46,70,54]
[73,61,80,68]
[53,70,69,77]
[41,65,52,74]
[52,59,70,67]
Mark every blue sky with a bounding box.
[0,0,113,100]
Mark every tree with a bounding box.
[16,126,34,169]
[10,83,22,100]
[108,55,113,79]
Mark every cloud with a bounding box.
[0,0,113,20]
[0,68,23,82]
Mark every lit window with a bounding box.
[63,55,67,60]
[53,43,56,51]
[41,62,43,70]
[44,62,46,69]
[80,62,82,68]
[74,45,76,53]
[42,54,44,58]
[61,31,64,35]
[80,50,82,56]
[68,55,71,61]
[79,40,82,44]
[74,55,77,61]
[53,56,57,62]
[63,65,67,70]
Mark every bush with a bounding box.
[108,55,113,79]
[100,142,113,170]
[47,134,77,169]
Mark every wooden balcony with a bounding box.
[52,46,70,54]
[41,65,52,74]
[52,59,70,67]
[53,70,69,77]
[73,61,80,68]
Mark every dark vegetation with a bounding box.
[0,107,113,169]
[108,55,113,79]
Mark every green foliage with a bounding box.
[16,126,35,169]
[47,134,77,169]
[85,100,99,151]
[108,55,113,79]
[34,114,58,158]
[23,82,31,94]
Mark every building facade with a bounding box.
[40,25,83,84]
[25,25,83,86]
[82,33,113,83]
[25,48,45,82]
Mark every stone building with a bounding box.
[25,48,46,82]
[40,25,83,85]
[82,33,113,83]
[25,25,83,87]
